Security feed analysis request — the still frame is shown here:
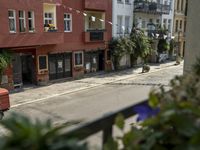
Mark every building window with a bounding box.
[28,11,35,32]
[19,10,26,32]
[181,0,184,11]
[38,55,48,73]
[74,52,83,66]
[8,10,16,33]
[117,0,123,4]
[168,19,171,32]
[44,12,54,26]
[125,0,130,4]
[175,20,178,32]
[163,19,167,29]
[177,0,180,10]
[117,16,123,34]
[142,20,146,28]
[180,20,182,30]
[125,16,130,34]
[64,13,72,32]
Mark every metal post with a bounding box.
[102,126,113,147]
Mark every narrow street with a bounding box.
[5,62,183,125]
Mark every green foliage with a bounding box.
[109,37,135,69]
[115,114,125,130]
[105,58,200,150]
[157,39,169,54]
[0,50,12,76]
[130,28,152,63]
[0,113,87,150]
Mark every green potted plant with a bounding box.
[0,50,12,85]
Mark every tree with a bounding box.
[0,50,12,83]
[109,37,135,70]
[130,27,152,65]
[157,38,169,54]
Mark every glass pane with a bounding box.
[29,20,33,30]
[67,21,70,31]
[49,61,56,74]
[75,53,82,65]
[9,19,15,31]
[65,57,71,72]
[8,10,14,17]
[57,60,63,73]
[19,11,23,17]
[28,11,32,18]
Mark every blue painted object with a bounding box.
[133,102,160,122]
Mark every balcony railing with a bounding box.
[134,1,170,15]
[84,29,107,42]
[64,100,147,147]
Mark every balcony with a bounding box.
[0,32,64,48]
[84,0,107,11]
[134,1,170,15]
[84,30,107,43]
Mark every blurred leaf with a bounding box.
[103,138,118,150]
[115,114,125,130]
[149,93,159,108]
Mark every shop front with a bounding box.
[84,50,105,73]
[48,53,72,80]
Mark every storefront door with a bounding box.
[49,53,72,80]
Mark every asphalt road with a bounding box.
[6,64,183,125]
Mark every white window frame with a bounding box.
[125,0,130,4]
[44,12,54,25]
[117,0,124,4]
[64,13,72,32]
[19,10,26,32]
[28,11,35,32]
[8,10,16,33]
[74,51,84,67]
[125,16,130,34]
[117,15,123,34]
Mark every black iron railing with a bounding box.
[86,30,105,41]
[134,1,170,14]
[63,100,147,148]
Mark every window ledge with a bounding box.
[64,31,72,33]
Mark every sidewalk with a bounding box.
[10,61,179,108]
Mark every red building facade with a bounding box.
[0,0,112,89]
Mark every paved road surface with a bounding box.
[5,63,183,125]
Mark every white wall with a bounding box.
[112,0,134,37]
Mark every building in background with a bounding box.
[0,0,112,89]
[184,0,198,73]
[112,0,134,68]
[133,0,171,63]
[133,0,171,37]
[161,0,174,38]
[173,0,187,58]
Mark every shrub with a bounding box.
[105,58,200,150]
[0,113,87,150]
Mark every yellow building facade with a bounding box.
[173,0,188,57]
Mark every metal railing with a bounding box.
[134,1,170,14]
[63,100,147,148]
